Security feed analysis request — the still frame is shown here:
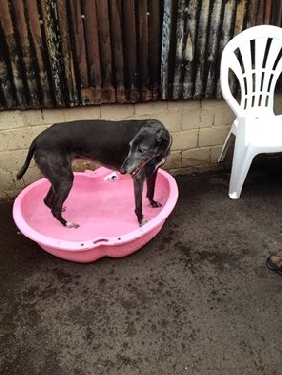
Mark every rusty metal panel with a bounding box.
[161,0,282,100]
[0,0,281,110]
[0,0,162,109]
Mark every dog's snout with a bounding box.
[120,159,128,174]
[120,166,127,174]
[120,157,136,175]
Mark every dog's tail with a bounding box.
[16,140,36,179]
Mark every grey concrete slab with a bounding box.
[1,160,282,375]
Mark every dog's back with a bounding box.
[18,119,148,178]
[40,120,150,169]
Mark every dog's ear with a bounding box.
[142,120,171,148]
[156,128,170,144]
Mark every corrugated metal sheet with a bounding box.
[0,0,281,109]
[0,0,162,109]
[161,0,282,99]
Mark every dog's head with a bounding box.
[120,120,172,177]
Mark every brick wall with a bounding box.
[1,96,282,199]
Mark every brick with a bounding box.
[169,100,201,131]
[134,101,168,116]
[199,126,229,147]
[2,163,41,190]
[168,100,201,115]
[213,104,235,126]
[0,131,7,151]
[210,145,225,163]
[104,110,181,132]
[182,147,210,167]
[42,108,66,124]
[220,125,233,141]
[0,110,24,130]
[2,188,22,199]
[164,151,181,170]
[181,108,201,130]
[17,166,43,186]
[171,129,198,150]
[23,109,46,126]
[2,126,45,150]
[133,106,182,132]
[64,106,101,121]
[100,104,135,120]
[201,98,225,110]
[0,149,35,171]
[3,160,43,192]
[157,111,182,132]
[200,108,215,128]
[0,169,17,192]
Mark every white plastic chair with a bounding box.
[218,25,282,198]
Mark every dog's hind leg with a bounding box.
[50,174,78,228]
[44,187,67,212]
[146,170,162,208]
[35,152,77,227]
[44,186,54,208]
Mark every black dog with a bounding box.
[17,119,172,228]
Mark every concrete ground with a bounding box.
[1,159,282,375]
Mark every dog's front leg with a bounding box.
[133,178,147,226]
[146,170,162,208]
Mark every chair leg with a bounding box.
[228,142,256,199]
[219,120,238,162]
[218,130,234,162]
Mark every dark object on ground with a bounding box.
[266,255,282,275]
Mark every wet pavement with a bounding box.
[1,159,282,375]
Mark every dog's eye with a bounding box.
[137,148,145,154]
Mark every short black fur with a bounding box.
[17,119,172,228]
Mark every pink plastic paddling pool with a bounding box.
[13,167,178,263]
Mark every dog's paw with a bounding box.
[66,221,80,229]
[140,218,148,226]
[150,200,162,208]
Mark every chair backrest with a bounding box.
[221,25,282,118]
